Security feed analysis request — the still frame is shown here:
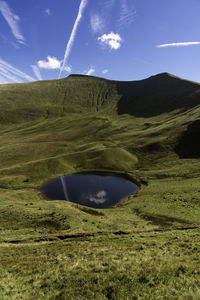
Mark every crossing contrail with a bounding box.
[59,0,88,78]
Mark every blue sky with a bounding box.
[1,0,200,84]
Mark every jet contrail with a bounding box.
[0,57,35,82]
[157,42,200,48]
[31,65,42,80]
[59,0,88,78]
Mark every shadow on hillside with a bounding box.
[175,120,200,158]
[133,209,191,227]
[116,73,200,117]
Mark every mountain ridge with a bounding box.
[68,72,200,84]
[0,72,200,124]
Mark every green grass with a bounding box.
[0,73,200,299]
[1,231,200,299]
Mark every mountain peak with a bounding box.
[149,72,174,79]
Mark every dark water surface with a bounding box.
[39,173,139,209]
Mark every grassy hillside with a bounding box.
[0,75,120,124]
[0,73,200,299]
[1,72,200,124]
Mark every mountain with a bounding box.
[0,72,200,182]
[0,72,200,124]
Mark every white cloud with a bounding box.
[59,0,88,78]
[31,65,42,80]
[45,8,51,16]
[0,1,25,44]
[98,32,122,50]
[0,57,35,83]
[37,56,61,69]
[102,69,109,74]
[90,14,104,33]
[119,0,136,29]
[157,42,200,48]
[86,67,95,75]
[88,190,107,204]
[37,56,71,73]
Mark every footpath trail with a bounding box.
[0,225,200,246]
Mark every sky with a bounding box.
[1,0,200,84]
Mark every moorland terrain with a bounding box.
[0,73,200,299]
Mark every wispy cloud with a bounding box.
[59,0,88,78]
[102,69,109,74]
[118,0,136,29]
[86,67,95,75]
[98,32,122,50]
[90,14,104,33]
[104,0,115,9]
[157,42,200,48]
[31,65,42,80]
[0,57,35,83]
[45,8,51,16]
[38,56,61,69]
[118,0,136,28]
[0,1,25,44]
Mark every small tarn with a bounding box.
[38,173,139,209]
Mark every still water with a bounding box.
[39,173,139,209]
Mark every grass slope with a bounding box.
[0,73,200,299]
